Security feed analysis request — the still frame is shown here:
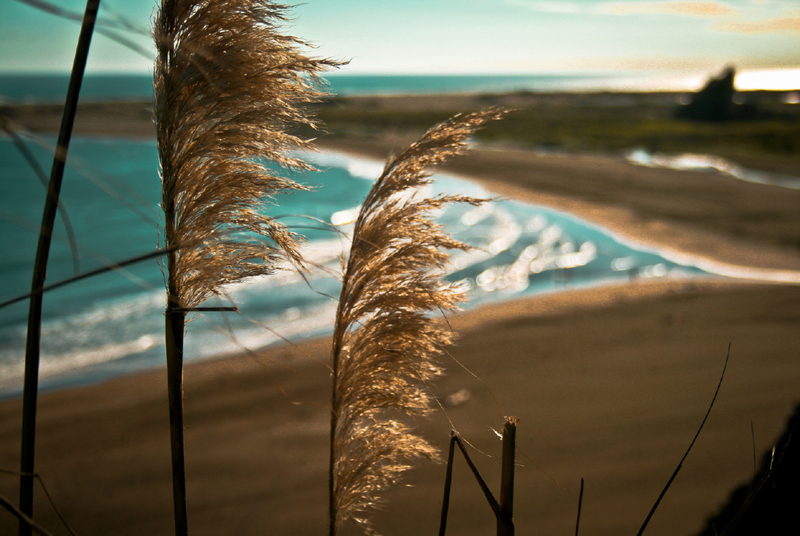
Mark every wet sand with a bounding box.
[1,97,799,535]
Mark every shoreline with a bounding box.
[2,96,799,535]
[6,97,800,273]
[5,114,798,402]
[316,136,800,274]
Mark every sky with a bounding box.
[0,0,798,83]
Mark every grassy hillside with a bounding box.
[314,91,800,175]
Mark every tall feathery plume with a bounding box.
[153,2,339,534]
[329,109,505,535]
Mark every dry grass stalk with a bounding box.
[153,2,339,534]
[329,109,505,535]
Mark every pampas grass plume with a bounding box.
[329,109,505,535]
[155,0,341,307]
[153,2,340,534]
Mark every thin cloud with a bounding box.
[599,1,800,34]
[713,12,800,33]
[505,1,585,14]
[601,1,736,17]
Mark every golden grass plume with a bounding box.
[329,109,506,535]
[154,0,341,308]
[152,3,341,532]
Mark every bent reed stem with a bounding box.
[18,2,100,534]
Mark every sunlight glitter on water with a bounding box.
[0,142,714,396]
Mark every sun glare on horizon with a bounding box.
[734,68,800,91]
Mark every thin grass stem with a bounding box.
[0,246,177,311]
[0,117,80,274]
[575,478,584,536]
[438,431,458,536]
[0,495,54,536]
[0,470,76,536]
[498,416,518,536]
[636,343,731,536]
[13,0,153,58]
[18,2,100,534]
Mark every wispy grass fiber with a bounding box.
[329,109,505,535]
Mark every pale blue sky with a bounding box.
[0,0,798,77]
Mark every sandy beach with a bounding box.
[1,97,799,535]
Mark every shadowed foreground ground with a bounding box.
[1,279,799,535]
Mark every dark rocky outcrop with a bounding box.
[695,402,800,536]
[676,67,737,122]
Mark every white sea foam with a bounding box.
[295,149,383,182]
[627,148,800,190]
[184,300,338,361]
[571,205,800,284]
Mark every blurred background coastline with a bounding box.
[1,67,799,535]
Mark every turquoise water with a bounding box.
[321,73,622,96]
[0,74,156,104]
[0,137,709,397]
[0,70,715,396]
[0,72,654,103]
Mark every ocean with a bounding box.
[0,71,693,104]
[2,67,799,104]
[0,74,717,397]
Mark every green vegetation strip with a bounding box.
[314,93,800,175]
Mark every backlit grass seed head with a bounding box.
[154,0,342,308]
[329,109,505,535]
